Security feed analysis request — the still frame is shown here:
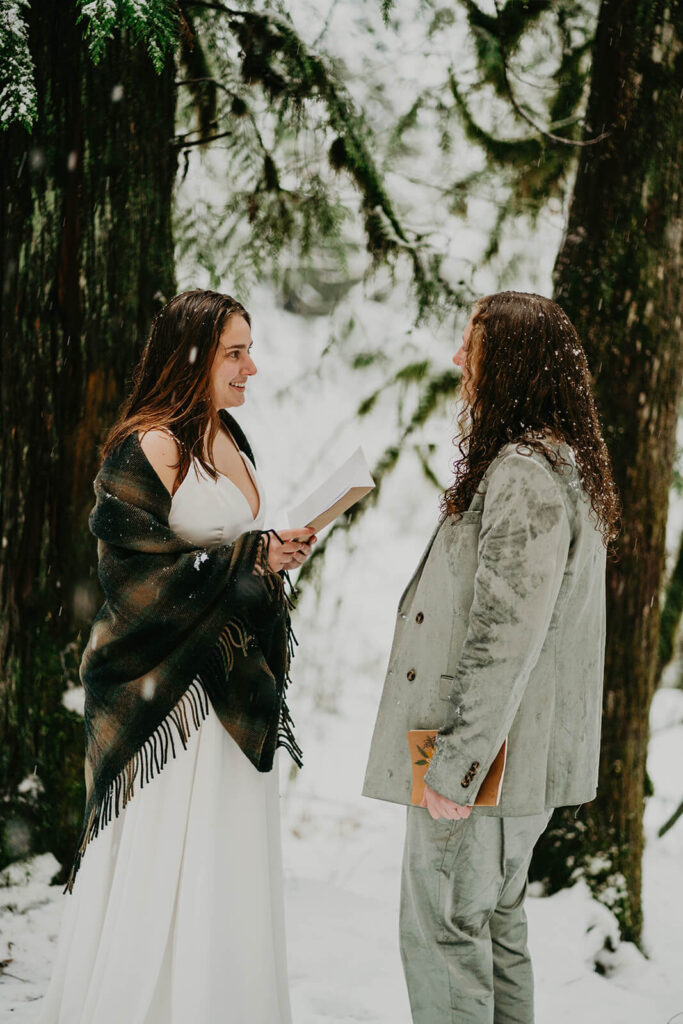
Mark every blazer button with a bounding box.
[407,669,416,681]
[461,778,471,788]
[471,762,479,771]
[415,612,424,624]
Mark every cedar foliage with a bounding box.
[175,1,465,317]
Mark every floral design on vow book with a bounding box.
[413,733,437,768]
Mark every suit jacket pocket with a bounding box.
[439,674,454,700]
[457,510,482,525]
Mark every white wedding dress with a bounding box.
[40,447,293,1024]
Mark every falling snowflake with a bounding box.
[141,675,156,700]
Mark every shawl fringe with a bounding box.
[277,569,303,767]
[64,617,252,895]
[65,565,303,893]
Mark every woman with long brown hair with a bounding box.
[40,289,314,1023]
[364,291,619,1023]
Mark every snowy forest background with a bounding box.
[1,0,682,1020]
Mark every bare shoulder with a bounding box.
[137,428,181,496]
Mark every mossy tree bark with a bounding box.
[530,0,683,944]
[0,1,177,878]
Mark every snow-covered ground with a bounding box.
[2,272,682,1018]
[3,269,681,1019]
[2,283,682,1024]
[2,683,682,1023]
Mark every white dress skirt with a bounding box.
[40,447,293,1024]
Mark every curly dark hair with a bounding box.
[441,291,620,547]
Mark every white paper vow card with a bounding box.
[287,447,376,533]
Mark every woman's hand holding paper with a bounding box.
[267,528,317,572]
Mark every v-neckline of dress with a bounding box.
[211,451,261,522]
[136,423,261,521]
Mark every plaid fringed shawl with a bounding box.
[66,412,302,893]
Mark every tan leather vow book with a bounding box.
[408,730,508,807]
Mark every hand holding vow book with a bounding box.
[408,731,508,807]
[287,447,375,533]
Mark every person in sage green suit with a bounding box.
[363,292,620,1024]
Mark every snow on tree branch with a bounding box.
[0,0,177,131]
[77,0,178,72]
[0,0,37,131]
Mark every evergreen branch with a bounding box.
[490,0,609,148]
[180,1,240,12]
[1,0,179,130]
[417,447,442,490]
[380,0,394,27]
[176,129,233,147]
[448,72,574,222]
[395,168,485,199]
[449,73,544,164]
[177,12,217,139]
[482,200,511,263]
[462,0,554,52]
[356,360,435,419]
[458,0,554,97]
[0,0,37,131]
[547,32,594,128]
[76,0,178,71]
[312,0,341,47]
[658,798,683,838]
[183,1,461,319]
[175,76,269,155]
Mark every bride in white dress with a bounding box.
[40,290,315,1024]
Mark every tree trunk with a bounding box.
[530,0,683,944]
[0,1,177,878]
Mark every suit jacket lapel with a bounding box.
[398,519,443,612]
